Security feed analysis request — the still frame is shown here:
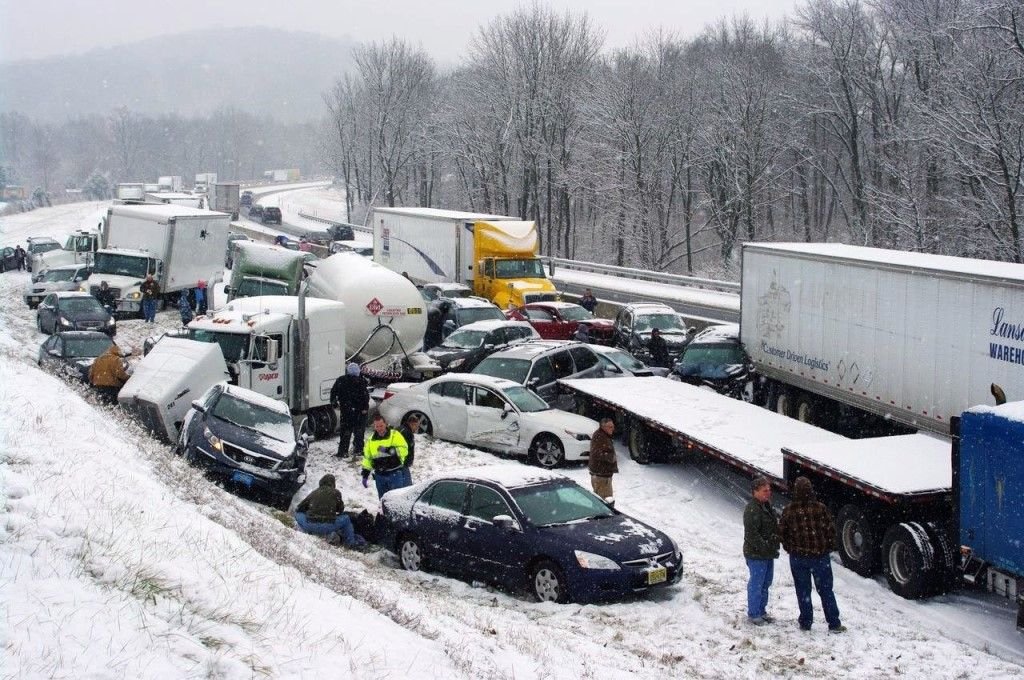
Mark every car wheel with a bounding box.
[529,434,564,469]
[405,411,432,436]
[836,503,880,577]
[398,534,427,572]
[531,559,569,603]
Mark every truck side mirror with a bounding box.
[265,338,279,365]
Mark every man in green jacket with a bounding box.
[743,476,780,625]
[294,474,365,547]
[361,414,410,499]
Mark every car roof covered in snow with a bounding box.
[689,323,740,345]
[442,464,568,489]
[454,319,535,333]
[449,296,501,309]
[51,291,96,299]
[486,339,579,357]
[422,372,527,392]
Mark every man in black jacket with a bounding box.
[743,476,780,625]
[397,413,421,487]
[294,474,364,547]
[330,362,369,458]
[648,328,670,368]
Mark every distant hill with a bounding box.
[0,27,355,123]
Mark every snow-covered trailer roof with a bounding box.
[560,377,844,481]
[781,433,952,502]
[370,207,519,221]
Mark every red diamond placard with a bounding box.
[366,297,383,315]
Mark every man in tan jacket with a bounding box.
[89,344,129,404]
[588,417,618,500]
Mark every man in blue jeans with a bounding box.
[294,474,365,548]
[779,476,846,633]
[743,476,779,625]
[361,414,411,498]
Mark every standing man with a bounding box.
[195,280,208,316]
[94,281,116,311]
[14,244,27,271]
[648,328,670,368]
[397,413,420,487]
[778,476,846,633]
[330,362,369,458]
[579,288,597,314]
[140,273,160,323]
[588,417,617,500]
[743,476,779,625]
[361,414,410,499]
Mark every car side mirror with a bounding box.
[190,400,206,413]
[526,377,540,389]
[492,515,520,532]
[501,403,512,419]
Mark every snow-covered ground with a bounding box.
[2,203,1023,678]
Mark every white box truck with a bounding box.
[90,204,230,316]
[144,192,205,209]
[740,242,1024,434]
[158,176,184,192]
[118,338,229,442]
[185,295,346,438]
[115,183,145,201]
[194,173,217,193]
[212,182,240,219]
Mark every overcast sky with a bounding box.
[0,0,799,64]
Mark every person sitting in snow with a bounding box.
[294,474,367,548]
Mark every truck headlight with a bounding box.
[203,426,223,452]
[128,291,141,300]
[574,550,620,570]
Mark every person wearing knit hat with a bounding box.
[330,362,370,458]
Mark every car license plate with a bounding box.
[231,470,255,487]
[646,566,667,585]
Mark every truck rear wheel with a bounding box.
[836,504,880,576]
[628,421,653,465]
[769,385,793,418]
[882,522,934,600]
[923,521,957,595]
[795,393,817,424]
[307,407,336,439]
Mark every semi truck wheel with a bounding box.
[795,393,818,424]
[836,504,880,576]
[628,421,653,465]
[882,522,934,599]
[923,521,958,595]
[769,385,793,418]
[307,407,335,439]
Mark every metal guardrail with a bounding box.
[545,257,740,293]
[296,211,371,235]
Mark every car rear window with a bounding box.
[423,481,468,513]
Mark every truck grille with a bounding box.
[89,284,122,298]
[223,442,278,470]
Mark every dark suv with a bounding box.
[426,319,539,372]
[613,302,693,367]
[262,206,283,225]
[671,323,752,400]
[326,223,356,241]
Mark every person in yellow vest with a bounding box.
[361,414,411,499]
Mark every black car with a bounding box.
[426,319,539,372]
[240,190,253,207]
[36,292,116,336]
[672,323,753,400]
[326,223,356,241]
[179,383,308,508]
[248,204,264,220]
[37,331,115,382]
[382,466,683,603]
[0,246,20,272]
[262,206,283,225]
[613,302,693,366]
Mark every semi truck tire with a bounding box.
[628,421,653,465]
[769,385,793,418]
[882,522,934,600]
[307,407,336,439]
[836,503,880,576]
[795,393,818,425]
[923,521,958,595]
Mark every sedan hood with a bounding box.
[426,346,472,363]
[26,281,81,295]
[207,417,295,460]
[538,514,672,562]
[525,406,596,436]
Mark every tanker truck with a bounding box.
[304,252,432,379]
[369,207,560,309]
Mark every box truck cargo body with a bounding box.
[158,176,184,192]
[740,243,1024,434]
[212,182,240,219]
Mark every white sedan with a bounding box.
[379,373,598,468]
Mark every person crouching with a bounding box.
[294,474,366,548]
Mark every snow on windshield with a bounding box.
[442,329,486,349]
[41,269,77,282]
[212,392,293,443]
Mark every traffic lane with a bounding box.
[555,278,738,325]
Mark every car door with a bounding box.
[545,350,577,409]
[465,386,521,452]
[411,480,470,570]
[545,307,574,340]
[38,294,57,333]
[426,380,470,442]
[569,346,602,379]
[461,484,526,583]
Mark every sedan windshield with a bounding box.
[473,357,531,384]
[635,313,686,333]
[64,336,113,358]
[457,307,505,326]
[93,252,150,278]
[59,298,104,315]
[441,329,486,350]
[41,269,78,283]
[679,344,746,375]
[502,385,548,412]
[211,393,294,442]
[602,348,647,373]
[511,482,613,526]
[558,305,593,322]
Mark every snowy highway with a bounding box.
[2,201,1023,678]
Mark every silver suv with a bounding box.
[471,340,605,409]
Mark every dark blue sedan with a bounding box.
[381,467,683,603]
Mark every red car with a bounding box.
[505,302,615,344]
